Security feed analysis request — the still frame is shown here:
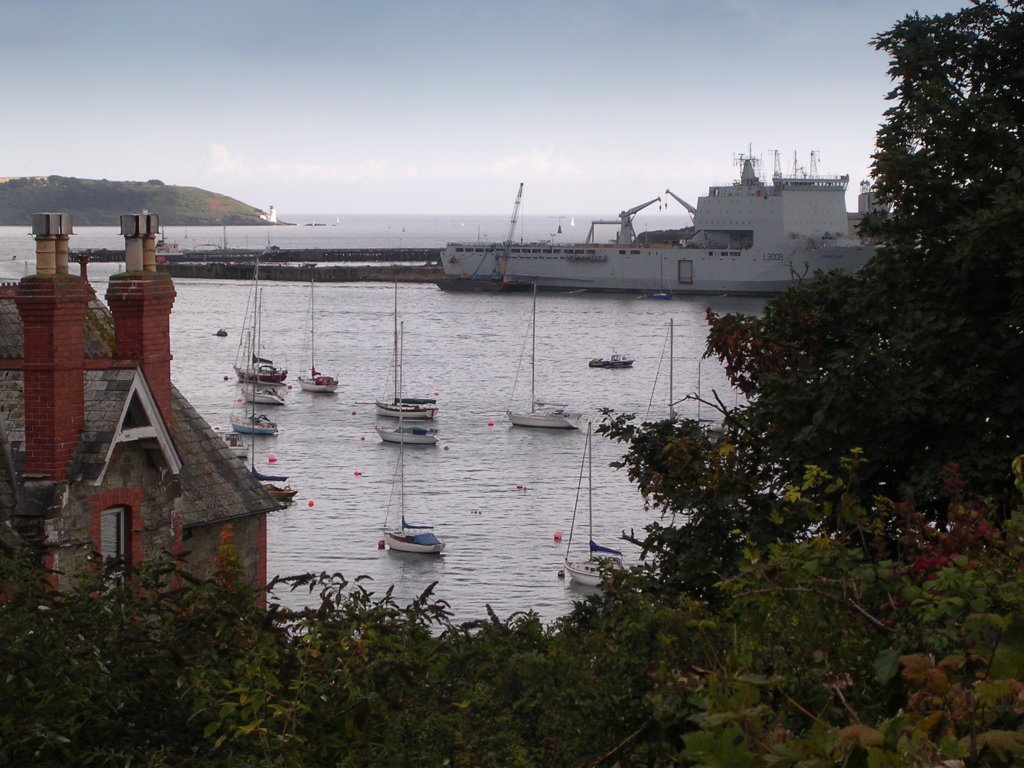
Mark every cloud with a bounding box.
[203,143,580,184]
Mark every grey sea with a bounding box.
[0,220,765,625]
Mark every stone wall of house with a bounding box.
[50,440,181,581]
[182,514,266,590]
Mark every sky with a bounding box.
[1,0,968,218]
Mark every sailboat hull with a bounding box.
[376,424,440,445]
[507,408,581,429]
[564,556,622,587]
[564,557,602,587]
[384,530,446,554]
[298,376,338,393]
[375,401,438,419]
[245,386,286,405]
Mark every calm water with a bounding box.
[0,225,764,625]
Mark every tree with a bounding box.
[602,1,1024,606]
[708,0,1024,513]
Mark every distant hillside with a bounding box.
[0,176,271,226]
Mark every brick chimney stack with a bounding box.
[106,213,177,428]
[14,213,89,481]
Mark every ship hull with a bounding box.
[441,242,873,296]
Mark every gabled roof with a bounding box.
[88,368,182,484]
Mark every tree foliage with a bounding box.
[703,0,1024,518]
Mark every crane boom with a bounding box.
[505,183,523,250]
[620,196,661,219]
[616,196,660,244]
[664,189,698,217]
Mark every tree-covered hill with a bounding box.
[0,176,269,226]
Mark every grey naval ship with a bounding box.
[439,153,875,296]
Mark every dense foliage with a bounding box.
[1,466,1022,766]
[3,2,1024,765]
[0,176,267,226]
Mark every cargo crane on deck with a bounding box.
[497,182,523,280]
[586,196,661,245]
[664,188,698,218]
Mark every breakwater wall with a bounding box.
[78,247,442,264]
[157,262,444,283]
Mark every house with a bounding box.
[0,212,277,593]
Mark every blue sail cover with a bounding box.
[401,516,435,530]
[252,467,288,482]
[589,539,623,557]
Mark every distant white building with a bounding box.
[260,205,278,224]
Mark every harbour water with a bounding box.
[0,224,764,625]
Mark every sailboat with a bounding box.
[382,436,445,554]
[563,421,623,587]
[375,281,438,420]
[297,274,338,393]
[506,284,582,429]
[231,263,281,436]
[376,322,440,445]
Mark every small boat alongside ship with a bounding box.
[439,152,874,296]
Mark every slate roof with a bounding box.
[0,284,277,532]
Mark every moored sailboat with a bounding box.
[376,321,440,446]
[507,283,582,429]
[564,421,623,587]
[376,281,438,420]
[297,274,338,393]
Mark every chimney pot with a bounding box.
[31,212,72,237]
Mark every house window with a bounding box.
[100,505,129,562]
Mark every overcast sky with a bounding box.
[1,0,966,218]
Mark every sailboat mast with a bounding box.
[398,322,405,524]
[587,422,593,544]
[392,281,399,403]
[530,283,537,414]
[308,275,315,375]
[668,318,675,420]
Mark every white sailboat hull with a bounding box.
[298,376,338,393]
[507,408,581,429]
[231,416,278,436]
[375,401,438,420]
[245,386,286,405]
[384,530,446,554]
[564,555,622,587]
[376,424,440,445]
[564,557,602,587]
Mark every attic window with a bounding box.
[121,397,152,430]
